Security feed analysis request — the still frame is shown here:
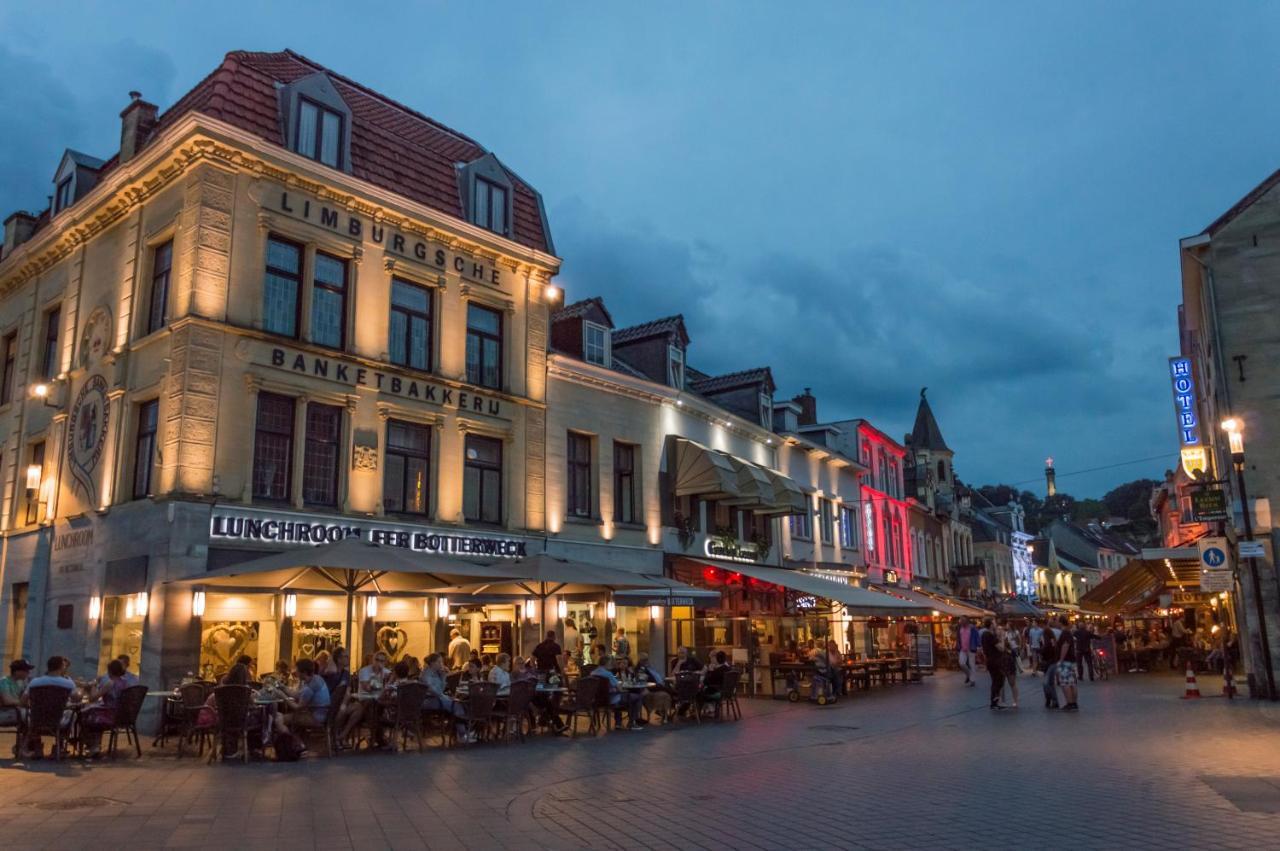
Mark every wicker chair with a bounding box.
[303,682,346,758]
[719,670,742,721]
[208,685,252,764]
[24,685,72,761]
[176,683,211,757]
[387,683,427,753]
[104,685,149,758]
[456,682,497,745]
[671,673,702,723]
[590,675,618,732]
[558,677,600,737]
[491,679,535,744]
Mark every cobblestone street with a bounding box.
[4,671,1280,850]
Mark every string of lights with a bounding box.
[1008,452,1175,488]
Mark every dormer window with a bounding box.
[758,392,772,428]
[472,176,508,235]
[54,176,74,214]
[668,346,685,389]
[583,322,609,366]
[296,97,344,168]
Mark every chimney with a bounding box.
[793,388,817,426]
[3,211,37,256]
[119,91,159,163]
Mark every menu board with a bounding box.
[912,631,934,670]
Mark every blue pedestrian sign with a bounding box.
[1198,537,1231,571]
[1202,547,1226,567]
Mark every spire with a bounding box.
[909,387,950,452]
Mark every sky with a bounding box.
[2,1,1277,498]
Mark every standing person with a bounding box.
[1040,623,1060,708]
[956,616,977,687]
[562,617,581,665]
[1057,620,1079,711]
[826,640,846,696]
[1170,617,1188,670]
[1001,622,1020,709]
[980,619,1005,710]
[1028,620,1045,674]
[532,631,563,675]
[446,629,471,671]
[1074,620,1096,682]
[612,627,631,664]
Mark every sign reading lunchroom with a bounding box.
[209,507,533,558]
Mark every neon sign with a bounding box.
[1169,357,1206,477]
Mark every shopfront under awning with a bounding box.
[1078,552,1202,616]
[868,584,988,618]
[727,564,933,617]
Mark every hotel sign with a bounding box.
[263,345,507,419]
[1168,357,1207,478]
[704,538,760,563]
[275,190,503,287]
[209,507,533,558]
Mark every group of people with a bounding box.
[0,653,142,759]
[956,615,1088,712]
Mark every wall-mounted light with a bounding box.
[365,595,378,618]
[135,591,148,618]
[524,599,537,619]
[25,464,41,491]
[544,283,562,302]
[436,596,450,618]
[192,589,206,618]
[557,599,567,619]
[606,600,616,619]
[284,592,298,619]
[32,383,49,400]
[88,596,101,620]
[649,605,661,620]
[125,596,135,618]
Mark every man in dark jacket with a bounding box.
[1073,622,1096,682]
[980,619,1005,710]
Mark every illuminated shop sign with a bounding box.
[704,538,760,563]
[1168,357,1207,477]
[210,508,530,558]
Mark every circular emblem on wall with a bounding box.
[78,306,113,369]
[67,374,110,503]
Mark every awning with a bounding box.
[670,437,742,499]
[1078,553,1204,615]
[868,584,988,618]
[993,597,1044,618]
[727,564,932,616]
[722,458,779,509]
[614,576,721,607]
[757,467,809,515]
[438,553,701,600]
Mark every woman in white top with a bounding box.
[488,653,512,695]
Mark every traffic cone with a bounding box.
[1183,662,1201,699]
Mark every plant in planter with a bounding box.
[751,532,772,562]
[673,511,696,550]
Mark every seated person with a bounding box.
[21,656,77,756]
[419,653,475,744]
[670,646,704,675]
[458,659,484,689]
[589,651,645,730]
[488,653,512,695]
[270,659,295,689]
[322,647,350,693]
[479,654,494,678]
[511,656,537,683]
[336,651,391,745]
[701,651,732,700]
[235,655,256,680]
[0,659,32,732]
[276,658,329,739]
[636,653,672,723]
[357,652,392,693]
[80,660,130,758]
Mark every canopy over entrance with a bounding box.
[1078,549,1202,615]
[723,564,932,617]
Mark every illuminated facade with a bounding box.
[0,51,559,685]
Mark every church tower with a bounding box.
[906,388,955,511]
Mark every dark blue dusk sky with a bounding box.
[3,2,1277,497]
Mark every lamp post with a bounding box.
[1221,418,1276,700]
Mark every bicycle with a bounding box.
[1093,648,1112,681]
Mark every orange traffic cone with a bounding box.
[1183,662,1201,699]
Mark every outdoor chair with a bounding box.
[445,671,462,693]
[491,679,534,744]
[590,675,617,732]
[719,670,742,721]
[672,673,702,724]
[175,683,212,757]
[558,676,599,737]
[0,703,19,758]
[24,685,72,761]
[105,684,149,758]
[208,684,252,764]
[387,682,427,753]
[307,682,346,758]
[456,682,497,745]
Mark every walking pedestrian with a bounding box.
[1074,620,1096,682]
[1028,619,1045,675]
[1000,620,1020,708]
[1057,619,1080,711]
[957,616,977,687]
[980,618,1005,710]
[1040,622,1060,709]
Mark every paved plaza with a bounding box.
[3,671,1280,850]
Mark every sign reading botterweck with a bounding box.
[209,507,535,558]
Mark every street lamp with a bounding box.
[1221,417,1276,700]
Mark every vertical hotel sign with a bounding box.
[1169,357,1207,478]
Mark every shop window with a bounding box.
[465,303,503,390]
[252,392,294,502]
[389,278,432,371]
[567,432,593,518]
[296,97,345,169]
[819,499,834,544]
[463,435,502,524]
[839,506,857,549]
[56,604,73,630]
[613,441,637,524]
[584,322,609,366]
[471,175,509,235]
[23,441,45,525]
[132,399,159,499]
[99,594,144,676]
[199,619,261,683]
[302,402,342,506]
[146,240,173,335]
[1,331,17,405]
[384,419,430,515]
[310,252,347,350]
[40,305,60,380]
[263,236,302,338]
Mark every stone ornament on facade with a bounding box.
[67,373,110,504]
[352,444,378,472]
[77,306,113,369]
